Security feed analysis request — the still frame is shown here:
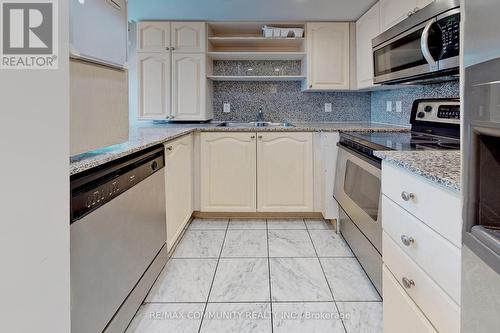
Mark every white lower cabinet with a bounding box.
[257,132,313,212]
[200,132,257,212]
[383,265,437,333]
[165,134,193,251]
[200,132,314,213]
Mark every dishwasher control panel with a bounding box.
[70,146,164,223]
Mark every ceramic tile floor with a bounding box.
[126,218,382,333]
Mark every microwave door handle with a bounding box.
[421,20,438,67]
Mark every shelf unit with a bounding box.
[206,22,307,82]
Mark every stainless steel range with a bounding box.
[333,98,460,294]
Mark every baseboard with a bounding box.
[192,211,325,219]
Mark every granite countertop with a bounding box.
[70,121,408,176]
[374,150,461,193]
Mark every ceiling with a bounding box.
[128,0,378,22]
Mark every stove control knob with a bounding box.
[424,105,433,112]
[417,111,425,119]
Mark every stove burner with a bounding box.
[437,142,461,149]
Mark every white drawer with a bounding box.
[382,195,461,305]
[381,163,462,247]
[383,265,437,333]
[383,232,460,333]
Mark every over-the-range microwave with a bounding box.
[372,0,460,85]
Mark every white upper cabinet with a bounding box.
[137,22,171,53]
[171,22,206,53]
[380,0,435,32]
[305,22,350,90]
[137,53,171,120]
[257,132,314,212]
[356,3,380,89]
[171,54,210,121]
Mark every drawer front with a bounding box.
[382,195,461,304]
[381,163,461,247]
[383,265,437,333]
[383,232,460,333]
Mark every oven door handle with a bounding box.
[421,20,438,67]
[337,143,382,169]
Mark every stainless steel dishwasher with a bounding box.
[70,145,168,333]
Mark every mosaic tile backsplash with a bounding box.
[213,81,372,122]
[213,60,302,76]
[370,80,460,126]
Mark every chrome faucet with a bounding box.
[256,107,265,123]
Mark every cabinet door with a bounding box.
[137,22,171,52]
[356,3,380,89]
[137,53,171,120]
[171,22,206,53]
[165,134,193,252]
[380,0,417,32]
[306,23,350,90]
[383,265,437,333]
[200,133,257,212]
[257,132,313,212]
[171,54,207,121]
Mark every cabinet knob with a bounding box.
[401,235,415,247]
[408,11,414,16]
[250,135,256,139]
[402,277,415,289]
[171,47,176,50]
[309,84,313,88]
[166,146,173,151]
[166,47,170,51]
[401,191,415,202]
[258,135,263,139]
[171,115,175,119]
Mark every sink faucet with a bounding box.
[256,107,265,122]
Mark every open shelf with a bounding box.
[207,51,306,61]
[208,37,305,52]
[207,75,306,82]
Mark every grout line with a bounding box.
[266,218,275,333]
[197,219,230,333]
[304,218,348,333]
[144,299,382,304]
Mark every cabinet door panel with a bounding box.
[137,22,171,52]
[201,133,257,212]
[171,54,207,121]
[257,132,313,212]
[356,3,380,89]
[306,23,350,90]
[137,53,170,120]
[171,22,206,53]
[165,135,193,251]
[380,0,417,32]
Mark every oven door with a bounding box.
[373,18,442,84]
[334,145,382,252]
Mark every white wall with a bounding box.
[0,1,70,332]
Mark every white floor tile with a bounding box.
[221,230,268,258]
[309,230,353,257]
[321,258,381,301]
[200,303,272,333]
[270,258,333,302]
[228,219,267,230]
[146,259,217,302]
[125,303,204,333]
[173,230,226,258]
[268,230,316,257]
[305,219,335,230]
[337,302,383,333]
[189,218,229,230]
[273,302,346,333]
[267,219,306,230]
[209,258,270,302]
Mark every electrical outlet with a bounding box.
[325,103,332,113]
[223,103,231,113]
[386,101,392,112]
[395,101,402,113]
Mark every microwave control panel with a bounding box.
[438,12,460,59]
